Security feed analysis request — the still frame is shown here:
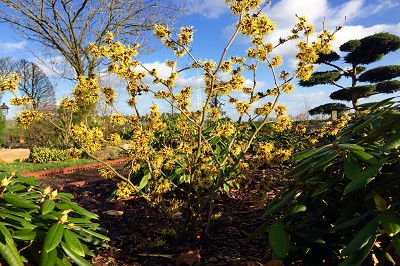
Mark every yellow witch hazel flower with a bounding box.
[0,73,20,93]
[235,101,250,115]
[15,110,43,129]
[110,113,126,125]
[98,165,116,179]
[10,96,34,106]
[109,133,122,146]
[60,98,78,112]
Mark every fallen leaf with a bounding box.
[103,210,124,216]
[174,249,201,266]
[265,260,284,266]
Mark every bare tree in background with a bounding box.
[15,59,56,111]
[0,0,186,79]
[0,57,17,102]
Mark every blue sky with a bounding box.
[1,0,400,119]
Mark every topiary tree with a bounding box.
[308,102,348,116]
[300,32,400,111]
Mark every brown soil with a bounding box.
[36,166,291,266]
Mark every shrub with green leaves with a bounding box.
[0,174,109,265]
[254,98,400,264]
[31,147,82,163]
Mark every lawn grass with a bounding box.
[0,158,96,177]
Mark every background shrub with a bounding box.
[31,147,83,163]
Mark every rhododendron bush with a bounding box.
[0,0,339,238]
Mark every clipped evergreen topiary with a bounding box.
[300,32,400,111]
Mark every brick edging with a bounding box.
[20,158,129,178]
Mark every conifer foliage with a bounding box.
[300,32,400,112]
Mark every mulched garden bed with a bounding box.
[36,166,291,266]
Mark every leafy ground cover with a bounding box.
[0,158,96,177]
[36,166,292,266]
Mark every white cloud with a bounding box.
[190,0,229,18]
[221,0,400,61]
[362,0,399,17]
[0,40,27,51]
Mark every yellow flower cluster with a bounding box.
[253,142,292,167]
[239,12,275,37]
[110,114,126,125]
[73,76,100,107]
[145,104,165,132]
[15,110,43,129]
[10,96,33,106]
[0,74,19,92]
[102,86,116,104]
[59,98,78,112]
[227,0,264,14]
[274,104,287,116]
[154,179,171,195]
[307,113,351,143]
[236,101,250,115]
[115,181,137,199]
[207,107,222,121]
[66,148,82,160]
[177,27,194,46]
[70,123,104,153]
[294,18,334,81]
[174,86,192,110]
[282,83,295,94]
[255,102,273,116]
[274,115,293,132]
[98,165,115,179]
[109,133,122,146]
[153,24,171,40]
[269,55,283,68]
[214,122,236,137]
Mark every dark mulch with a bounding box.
[37,166,291,266]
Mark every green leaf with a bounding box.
[339,235,376,266]
[373,193,388,211]
[263,188,297,217]
[380,211,400,235]
[63,201,98,220]
[393,234,400,255]
[292,146,331,162]
[60,242,92,266]
[329,213,370,233]
[40,247,57,266]
[80,228,110,241]
[341,218,380,256]
[2,194,40,209]
[12,230,37,241]
[351,108,387,134]
[338,144,365,151]
[269,221,290,258]
[344,155,360,180]
[291,204,306,213]
[284,158,312,177]
[56,254,73,266]
[0,223,24,266]
[383,130,400,150]
[312,175,341,197]
[42,200,56,215]
[344,163,382,195]
[350,150,378,164]
[63,230,85,257]
[311,150,339,170]
[43,222,64,252]
[139,172,151,190]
